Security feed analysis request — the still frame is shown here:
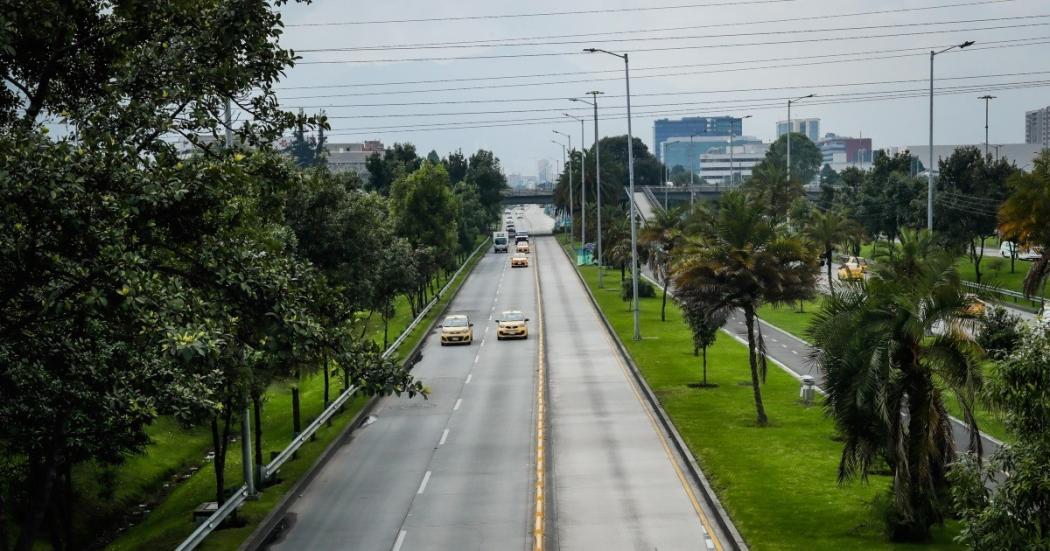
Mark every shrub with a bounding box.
[977,306,1022,359]
[621,278,655,303]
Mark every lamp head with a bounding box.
[960,40,975,49]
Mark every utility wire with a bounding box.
[286,0,796,27]
[300,12,1041,53]
[297,21,1050,64]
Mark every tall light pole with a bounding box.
[565,112,587,248]
[552,139,568,234]
[929,40,975,231]
[554,130,573,243]
[689,133,696,202]
[979,95,996,157]
[786,94,814,182]
[572,92,605,287]
[727,114,752,187]
[586,47,640,341]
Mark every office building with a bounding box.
[818,134,873,171]
[653,116,743,163]
[325,140,384,176]
[537,159,552,184]
[1026,106,1050,148]
[776,118,821,143]
[661,135,762,174]
[698,143,770,186]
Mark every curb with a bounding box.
[556,243,748,551]
[240,244,488,551]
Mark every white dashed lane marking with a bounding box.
[417,471,432,494]
[454,398,462,411]
[439,429,449,446]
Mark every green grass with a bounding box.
[574,263,964,551]
[104,241,488,550]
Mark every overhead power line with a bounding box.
[299,12,1037,53]
[286,0,796,27]
[296,21,1050,64]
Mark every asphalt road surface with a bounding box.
[269,205,726,551]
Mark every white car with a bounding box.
[1000,241,1041,261]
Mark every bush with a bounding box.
[621,278,655,302]
[977,306,1022,359]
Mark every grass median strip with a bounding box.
[576,264,963,550]
[106,241,487,550]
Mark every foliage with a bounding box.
[641,207,688,321]
[855,155,924,245]
[365,143,421,196]
[807,230,984,541]
[390,162,460,274]
[556,135,662,215]
[742,162,803,224]
[804,209,864,296]
[621,278,656,302]
[975,306,1022,360]
[443,149,469,184]
[998,150,1050,297]
[760,133,824,185]
[951,322,1050,549]
[674,285,729,385]
[672,191,818,425]
[284,115,327,168]
[465,149,508,220]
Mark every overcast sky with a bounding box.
[269,0,1049,176]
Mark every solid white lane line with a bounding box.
[466,373,473,384]
[792,350,799,355]
[417,471,432,494]
[392,530,407,551]
[454,398,462,411]
[439,429,449,446]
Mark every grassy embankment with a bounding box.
[101,242,487,550]
[574,259,963,550]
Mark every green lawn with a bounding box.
[103,241,487,550]
[575,263,963,550]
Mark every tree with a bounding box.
[466,149,508,220]
[808,230,984,541]
[975,306,1022,360]
[804,209,864,296]
[641,207,687,321]
[674,285,729,387]
[390,162,459,275]
[673,191,818,425]
[741,162,803,224]
[285,113,326,168]
[443,150,469,184]
[426,150,441,165]
[366,143,421,196]
[950,322,1050,549]
[935,147,1016,283]
[998,150,1050,297]
[760,133,823,185]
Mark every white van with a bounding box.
[493,231,509,253]
[1000,241,1040,261]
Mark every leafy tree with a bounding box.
[641,207,687,321]
[452,181,490,253]
[285,113,326,167]
[808,230,984,541]
[560,135,662,216]
[426,149,441,165]
[975,306,1022,360]
[857,170,922,248]
[934,147,1017,283]
[391,163,459,276]
[742,162,803,224]
[673,191,818,425]
[760,133,823,185]
[466,149,508,219]
[804,209,864,296]
[998,150,1050,297]
[366,143,421,196]
[951,321,1050,549]
[674,285,729,386]
[443,150,469,184]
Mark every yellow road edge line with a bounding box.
[589,266,725,551]
[532,241,546,551]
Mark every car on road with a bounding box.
[1000,241,1041,260]
[508,227,517,239]
[837,256,869,280]
[963,294,990,317]
[511,253,529,268]
[495,310,529,340]
[439,314,473,345]
[516,233,529,243]
[516,241,530,253]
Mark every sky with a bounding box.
[270,0,1050,177]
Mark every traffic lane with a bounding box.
[538,237,718,551]
[522,204,554,236]
[270,250,506,551]
[398,249,539,550]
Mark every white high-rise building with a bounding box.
[776,118,821,143]
[698,143,770,187]
[1026,106,1050,148]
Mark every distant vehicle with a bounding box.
[495,310,529,340]
[511,253,529,268]
[842,256,870,273]
[1000,241,1041,260]
[516,241,530,254]
[439,314,473,346]
[963,294,989,317]
[515,233,529,243]
[508,227,517,239]
[493,231,509,253]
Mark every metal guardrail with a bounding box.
[175,238,489,551]
[642,186,662,214]
[963,280,1046,309]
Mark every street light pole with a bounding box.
[728,114,752,187]
[929,40,975,231]
[554,130,573,243]
[552,139,568,234]
[689,133,696,203]
[565,113,587,248]
[586,47,640,341]
[786,94,814,182]
[979,95,996,157]
[573,92,605,286]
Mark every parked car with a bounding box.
[439,314,474,345]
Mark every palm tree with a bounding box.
[803,209,864,296]
[998,150,1050,298]
[807,229,984,541]
[742,162,803,225]
[672,191,817,425]
[641,206,687,321]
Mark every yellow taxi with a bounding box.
[837,256,869,281]
[496,310,529,340]
[511,253,529,268]
[963,294,989,317]
[516,241,530,254]
[439,314,473,346]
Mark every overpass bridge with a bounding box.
[502,185,820,210]
[501,188,554,205]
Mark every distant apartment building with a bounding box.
[537,159,552,184]
[776,118,821,143]
[818,133,873,171]
[661,135,762,174]
[653,116,743,163]
[325,140,384,176]
[1026,106,1050,148]
[698,143,770,186]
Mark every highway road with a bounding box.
[267,205,728,551]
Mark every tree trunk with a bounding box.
[743,305,769,426]
[210,414,230,506]
[383,316,389,349]
[620,263,625,281]
[322,350,330,408]
[1,480,10,551]
[661,279,669,321]
[970,237,986,285]
[702,346,708,386]
[252,395,263,486]
[15,442,59,551]
[291,384,302,437]
[826,245,835,297]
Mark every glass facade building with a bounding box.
[776,118,821,143]
[653,117,743,163]
[661,136,762,174]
